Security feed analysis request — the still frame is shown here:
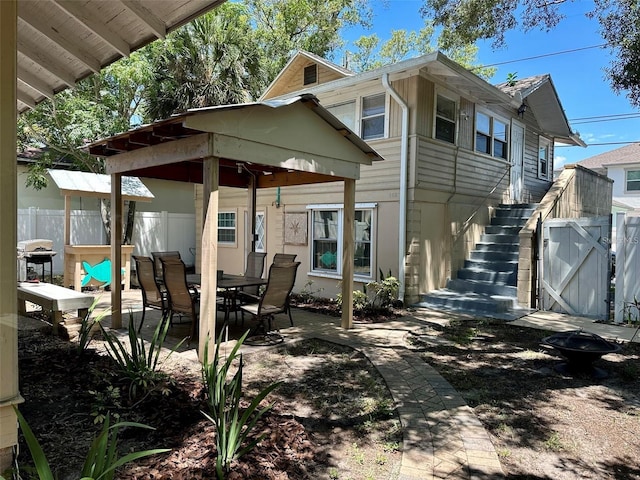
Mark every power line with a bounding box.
[472,43,609,70]
[571,114,640,125]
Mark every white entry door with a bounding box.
[510,121,525,203]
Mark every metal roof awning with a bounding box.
[48,169,154,202]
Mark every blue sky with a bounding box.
[339,0,640,168]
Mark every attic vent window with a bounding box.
[303,64,317,85]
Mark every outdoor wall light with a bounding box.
[518,102,528,118]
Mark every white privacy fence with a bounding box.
[18,208,196,275]
[614,212,640,323]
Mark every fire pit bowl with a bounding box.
[541,329,622,378]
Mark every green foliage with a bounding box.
[505,72,518,87]
[99,313,184,399]
[201,331,281,479]
[421,0,640,107]
[5,406,168,480]
[295,280,325,303]
[336,269,399,313]
[77,297,111,355]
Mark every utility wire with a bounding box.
[471,43,609,71]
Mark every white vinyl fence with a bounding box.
[615,212,640,323]
[18,207,196,275]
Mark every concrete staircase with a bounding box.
[414,203,537,316]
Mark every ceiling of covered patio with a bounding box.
[15,0,225,113]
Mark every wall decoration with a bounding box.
[284,212,308,245]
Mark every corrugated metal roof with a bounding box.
[48,169,154,201]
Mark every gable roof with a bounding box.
[261,50,354,100]
[576,143,640,170]
[496,74,585,146]
[263,51,584,147]
[86,94,383,187]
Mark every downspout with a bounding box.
[382,73,409,304]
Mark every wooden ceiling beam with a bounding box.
[54,0,131,57]
[17,40,76,87]
[16,87,36,109]
[17,11,101,73]
[17,66,55,99]
[256,171,340,188]
[120,0,166,40]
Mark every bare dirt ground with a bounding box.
[11,304,640,480]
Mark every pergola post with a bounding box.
[199,154,220,361]
[341,178,356,329]
[0,0,21,471]
[110,173,123,328]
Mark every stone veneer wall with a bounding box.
[517,165,613,308]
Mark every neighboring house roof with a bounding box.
[576,143,640,171]
[613,196,640,210]
[264,51,584,147]
[495,74,585,147]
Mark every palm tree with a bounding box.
[144,3,266,120]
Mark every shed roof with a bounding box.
[86,94,383,187]
[48,169,154,202]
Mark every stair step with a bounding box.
[480,233,520,244]
[495,206,537,218]
[490,216,529,227]
[447,278,517,297]
[458,268,517,284]
[415,289,515,314]
[485,225,522,235]
[475,242,520,253]
[469,250,519,262]
[464,259,518,272]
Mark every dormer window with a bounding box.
[303,64,317,85]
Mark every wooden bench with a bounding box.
[17,283,95,333]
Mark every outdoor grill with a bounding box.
[17,239,57,283]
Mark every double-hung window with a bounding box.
[475,110,508,159]
[435,94,456,144]
[626,170,640,192]
[538,137,551,180]
[308,204,375,279]
[218,211,236,245]
[361,94,385,140]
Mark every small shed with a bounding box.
[48,169,154,291]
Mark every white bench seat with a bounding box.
[17,282,94,333]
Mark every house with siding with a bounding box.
[205,50,585,310]
[575,143,640,247]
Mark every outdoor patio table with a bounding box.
[186,273,267,323]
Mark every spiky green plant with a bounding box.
[99,312,185,399]
[3,406,168,480]
[201,331,281,479]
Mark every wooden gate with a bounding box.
[541,217,611,319]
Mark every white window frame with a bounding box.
[218,210,237,246]
[326,100,356,132]
[360,93,386,140]
[625,169,640,192]
[307,203,377,280]
[475,108,509,159]
[538,136,552,180]
[434,90,458,144]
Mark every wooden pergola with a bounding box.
[85,95,383,360]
